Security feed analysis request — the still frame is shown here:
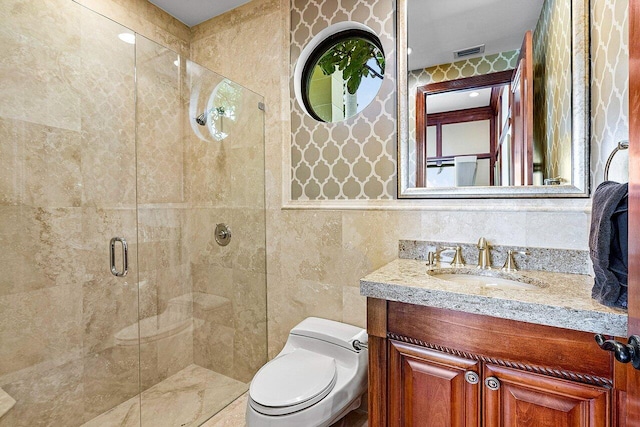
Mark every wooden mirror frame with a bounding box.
[396,0,591,199]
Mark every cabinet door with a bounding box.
[389,340,480,427]
[483,364,610,427]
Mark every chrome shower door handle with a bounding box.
[110,237,128,277]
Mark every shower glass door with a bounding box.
[134,36,267,427]
[0,2,266,426]
[0,0,267,427]
[0,2,141,426]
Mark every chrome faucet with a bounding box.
[477,237,491,269]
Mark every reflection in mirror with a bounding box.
[302,30,385,123]
[397,0,589,198]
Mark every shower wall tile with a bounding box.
[0,119,21,206]
[155,328,194,382]
[194,308,236,378]
[0,284,82,379]
[231,269,267,383]
[192,264,234,298]
[0,207,83,297]
[0,118,83,208]
[230,146,266,209]
[74,0,190,56]
[184,136,232,206]
[0,0,82,132]
[229,208,267,274]
[22,123,83,208]
[185,207,234,267]
[190,0,286,216]
[81,345,139,421]
[136,38,185,205]
[78,17,137,208]
[81,273,139,356]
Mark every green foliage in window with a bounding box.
[317,38,385,95]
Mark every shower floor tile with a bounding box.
[82,364,247,427]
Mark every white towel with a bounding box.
[454,155,477,187]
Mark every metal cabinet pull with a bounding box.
[595,334,640,369]
[464,371,479,384]
[110,237,128,277]
[485,376,501,390]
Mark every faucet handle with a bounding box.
[439,246,465,267]
[426,251,436,266]
[501,250,529,272]
[450,246,465,267]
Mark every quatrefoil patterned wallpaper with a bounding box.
[289,0,396,200]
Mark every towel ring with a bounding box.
[604,140,629,181]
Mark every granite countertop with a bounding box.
[360,258,628,337]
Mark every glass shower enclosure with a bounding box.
[0,2,266,426]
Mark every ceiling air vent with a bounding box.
[453,44,485,59]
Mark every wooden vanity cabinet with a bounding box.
[368,299,616,426]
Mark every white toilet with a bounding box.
[246,317,368,427]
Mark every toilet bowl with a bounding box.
[246,317,368,427]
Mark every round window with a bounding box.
[298,28,385,123]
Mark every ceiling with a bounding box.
[148,0,251,27]
[408,0,545,70]
[427,87,493,114]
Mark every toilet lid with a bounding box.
[249,348,337,413]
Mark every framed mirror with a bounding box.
[397,0,590,198]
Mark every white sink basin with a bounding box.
[427,269,548,291]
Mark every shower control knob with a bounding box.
[215,223,232,246]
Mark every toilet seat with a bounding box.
[249,348,338,416]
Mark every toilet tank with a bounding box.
[289,317,365,351]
